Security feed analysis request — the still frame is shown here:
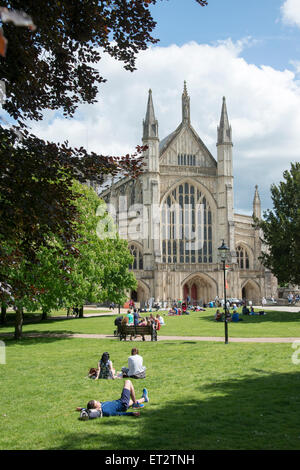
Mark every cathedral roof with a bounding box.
[159,83,216,166]
[159,120,217,166]
[159,128,179,154]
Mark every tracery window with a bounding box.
[177,154,196,166]
[129,244,143,270]
[236,245,250,269]
[161,182,213,264]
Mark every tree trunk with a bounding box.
[79,306,84,318]
[41,308,48,321]
[14,306,23,340]
[1,303,7,325]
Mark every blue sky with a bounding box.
[150,0,300,71]
[28,0,300,214]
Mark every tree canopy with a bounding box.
[0,0,208,304]
[255,162,300,286]
[7,181,137,338]
[0,0,208,123]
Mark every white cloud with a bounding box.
[281,0,300,28]
[29,39,300,214]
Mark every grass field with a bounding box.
[0,309,300,450]
[1,307,300,338]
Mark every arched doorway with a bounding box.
[242,280,261,304]
[182,274,216,306]
[131,290,138,302]
[130,281,150,308]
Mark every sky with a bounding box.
[28,0,300,214]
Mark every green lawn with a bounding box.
[1,309,300,450]
[1,308,300,338]
[0,335,300,450]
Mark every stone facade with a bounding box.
[100,83,278,306]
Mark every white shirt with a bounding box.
[127,354,146,376]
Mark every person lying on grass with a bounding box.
[76,380,149,420]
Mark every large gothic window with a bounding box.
[161,182,213,264]
[236,245,250,269]
[129,244,143,270]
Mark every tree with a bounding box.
[10,181,136,338]
[0,0,208,304]
[0,0,207,123]
[255,162,300,286]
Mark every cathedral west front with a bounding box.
[100,83,277,307]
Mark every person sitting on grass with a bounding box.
[249,306,256,315]
[156,313,165,326]
[249,307,266,316]
[76,380,149,420]
[122,348,146,379]
[242,305,250,315]
[168,307,176,315]
[225,311,232,322]
[168,305,181,315]
[95,352,117,380]
[232,311,243,322]
[214,309,223,322]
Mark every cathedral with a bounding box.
[100,83,278,306]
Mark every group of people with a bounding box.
[214,307,243,323]
[287,293,300,305]
[89,348,147,380]
[114,309,165,332]
[214,303,266,322]
[79,349,149,420]
[168,302,190,316]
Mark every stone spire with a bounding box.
[182,81,190,124]
[253,185,261,219]
[217,96,232,145]
[143,89,159,140]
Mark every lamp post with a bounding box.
[218,240,231,344]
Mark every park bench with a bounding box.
[118,324,158,341]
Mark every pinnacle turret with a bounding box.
[217,96,232,145]
[143,89,159,140]
[182,81,191,124]
[253,185,261,219]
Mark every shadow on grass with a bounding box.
[0,335,75,347]
[51,370,300,450]
[1,312,115,325]
[203,310,300,324]
[0,314,116,343]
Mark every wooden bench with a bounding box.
[118,324,158,341]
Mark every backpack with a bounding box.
[79,409,89,421]
[79,408,102,420]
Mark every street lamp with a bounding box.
[218,239,231,344]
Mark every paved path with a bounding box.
[1,331,299,343]
[2,305,299,343]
